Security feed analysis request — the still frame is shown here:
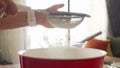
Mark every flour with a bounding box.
[48,16,83,29]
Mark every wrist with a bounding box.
[34,9,53,28]
[34,10,48,26]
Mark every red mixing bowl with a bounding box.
[18,48,107,68]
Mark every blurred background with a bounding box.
[0,0,108,64]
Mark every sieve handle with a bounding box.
[79,31,102,43]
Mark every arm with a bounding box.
[0,4,64,30]
[0,11,27,30]
[0,10,51,30]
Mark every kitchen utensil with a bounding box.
[79,31,102,43]
[47,12,90,29]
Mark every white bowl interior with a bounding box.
[19,48,106,60]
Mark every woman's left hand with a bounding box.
[37,4,64,28]
[44,4,64,12]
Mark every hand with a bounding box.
[44,4,64,12]
[37,4,64,28]
[0,0,17,18]
[0,0,7,18]
[4,0,18,15]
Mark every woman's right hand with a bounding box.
[0,0,18,19]
[0,0,7,18]
[4,0,18,15]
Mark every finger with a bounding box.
[46,4,64,12]
[4,0,18,15]
[0,0,6,16]
[51,4,64,9]
[0,0,6,9]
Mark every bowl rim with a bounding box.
[18,48,107,60]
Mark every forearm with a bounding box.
[0,11,28,30]
[0,3,64,30]
[0,10,52,30]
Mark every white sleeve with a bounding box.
[17,4,36,27]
